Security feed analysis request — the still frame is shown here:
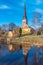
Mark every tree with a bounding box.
[20,44,22,49]
[1,24,8,31]
[39,23,43,34]
[31,12,41,29]
[0,26,2,30]
[37,30,41,35]
[9,22,17,31]
[19,28,22,37]
[39,57,43,65]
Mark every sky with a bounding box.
[0,0,43,27]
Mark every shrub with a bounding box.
[37,30,41,35]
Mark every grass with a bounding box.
[14,35,43,47]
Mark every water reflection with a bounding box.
[0,48,25,65]
[27,46,43,65]
[0,46,43,65]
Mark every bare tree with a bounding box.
[1,24,8,31]
[31,12,42,29]
[9,22,17,31]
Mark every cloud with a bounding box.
[36,0,43,5]
[0,5,10,9]
[35,8,43,13]
[36,0,41,4]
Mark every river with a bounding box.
[0,46,43,65]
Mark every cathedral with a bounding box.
[22,4,35,34]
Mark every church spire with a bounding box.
[23,3,27,19]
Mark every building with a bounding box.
[22,4,35,34]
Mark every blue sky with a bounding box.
[0,0,43,27]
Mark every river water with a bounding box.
[0,46,43,65]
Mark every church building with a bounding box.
[22,4,35,34]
